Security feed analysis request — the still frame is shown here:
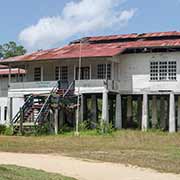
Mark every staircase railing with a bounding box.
[35,83,58,124]
[63,81,75,97]
[11,95,34,124]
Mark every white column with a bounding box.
[169,93,176,133]
[7,97,12,126]
[54,109,58,135]
[142,93,148,131]
[102,90,109,124]
[115,94,122,129]
[152,96,157,128]
[177,96,180,131]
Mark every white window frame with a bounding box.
[55,66,68,81]
[150,61,177,81]
[97,64,111,80]
[34,67,42,81]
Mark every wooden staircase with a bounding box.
[11,81,77,134]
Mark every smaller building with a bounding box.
[0,65,25,124]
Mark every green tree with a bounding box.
[0,41,26,59]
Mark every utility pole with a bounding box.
[75,41,82,136]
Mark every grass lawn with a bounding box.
[0,165,77,180]
[0,130,180,174]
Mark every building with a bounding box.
[1,31,180,133]
[0,65,26,124]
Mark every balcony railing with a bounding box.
[9,79,120,91]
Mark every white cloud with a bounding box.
[19,0,137,50]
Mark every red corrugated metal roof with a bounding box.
[0,68,26,75]
[88,31,180,42]
[2,31,180,63]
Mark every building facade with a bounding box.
[1,31,180,132]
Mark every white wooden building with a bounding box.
[1,31,180,132]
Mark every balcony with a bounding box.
[9,79,120,95]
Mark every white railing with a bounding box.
[10,80,120,91]
[9,81,57,89]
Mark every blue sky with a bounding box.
[1,0,180,51]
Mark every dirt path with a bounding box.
[0,152,179,180]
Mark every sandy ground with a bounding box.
[0,152,179,180]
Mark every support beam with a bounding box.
[115,94,122,129]
[91,95,97,126]
[142,93,148,131]
[177,96,180,131]
[169,93,176,133]
[54,109,59,135]
[80,94,85,122]
[102,90,109,124]
[152,95,157,128]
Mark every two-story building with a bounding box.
[1,31,180,132]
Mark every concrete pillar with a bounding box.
[54,108,59,135]
[7,97,12,126]
[137,96,142,129]
[142,93,148,131]
[115,94,122,129]
[169,93,176,133]
[127,96,132,124]
[152,95,157,128]
[102,90,109,124]
[160,96,166,129]
[177,96,180,131]
[91,95,97,124]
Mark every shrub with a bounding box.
[4,126,14,136]
[78,120,90,131]
[0,125,6,134]
[33,123,51,136]
[96,121,114,135]
[58,124,73,134]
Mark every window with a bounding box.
[55,66,68,81]
[150,61,176,81]
[4,106,7,121]
[34,67,41,81]
[76,67,90,80]
[97,64,111,79]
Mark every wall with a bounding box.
[118,52,180,93]
[20,57,118,83]
[0,97,8,124]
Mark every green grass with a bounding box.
[0,165,77,180]
[0,130,180,174]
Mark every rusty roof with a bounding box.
[2,31,180,64]
[0,68,26,75]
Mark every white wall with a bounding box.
[0,97,8,124]
[118,52,180,93]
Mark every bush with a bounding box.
[33,123,51,136]
[58,124,73,134]
[0,125,6,134]
[78,120,90,131]
[4,126,14,136]
[96,121,114,135]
